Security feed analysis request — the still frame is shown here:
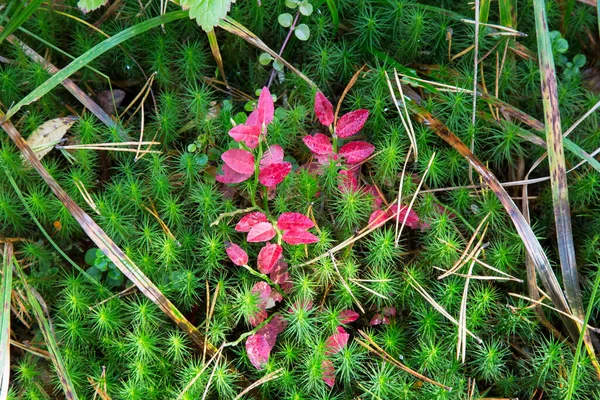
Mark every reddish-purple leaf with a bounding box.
[249,309,268,327]
[315,152,338,165]
[252,281,272,307]
[265,290,282,309]
[247,222,277,242]
[221,149,255,175]
[228,124,261,149]
[369,313,390,326]
[302,133,333,156]
[260,145,284,166]
[246,333,271,369]
[268,314,288,335]
[382,307,397,317]
[387,205,420,230]
[282,228,319,245]
[258,162,292,187]
[335,109,369,138]
[368,210,389,229]
[246,110,260,127]
[289,299,314,313]
[338,310,360,324]
[257,86,274,126]
[257,243,283,274]
[215,164,252,184]
[338,169,359,192]
[314,92,334,126]
[325,326,349,355]
[224,242,248,266]
[322,359,336,388]
[235,212,269,232]
[277,212,314,231]
[338,141,375,164]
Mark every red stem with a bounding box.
[267,12,300,89]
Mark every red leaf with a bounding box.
[252,281,272,307]
[339,310,360,324]
[246,333,271,369]
[277,212,314,231]
[368,210,389,229]
[387,205,420,230]
[260,145,284,166]
[246,110,260,127]
[249,309,268,327]
[224,242,248,266]
[235,212,268,232]
[369,314,390,326]
[289,299,313,313]
[314,92,334,126]
[228,124,261,149]
[322,359,335,388]
[257,86,274,126]
[257,243,283,274]
[325,326,349,355]
[335,109,369,138]
[338,169,359,192]
[382,307,397,317]
[282,228,319,245]
[338,141,375,164]
[258,162,292,187]
[221,149,255,175]
[247,222,277,242]
[302,133,333,156]
[215,164,252,184]
[267,314,288,335]
[364,184,383,209]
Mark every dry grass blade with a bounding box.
[177,345,224,400]
[334,65,366,129]
[532,0,598,370]
[13,256,79,400]
[385,71,416,161]
[233,369,284,400]
[355,330,452,391]
[207,29,228,87]
[219,17,316,88]
[438,214,489,279]
[457,250,479,363]
[331,251,365,313]
[407,274,482,343]
[0,113,217,356]
[400,83,584,350]
[0,243,13,400]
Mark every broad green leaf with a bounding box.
[259,52,274,65]
[573,54,586,69]
[273,59,284,72]
[285,0,298,9]
[181,0,232,32]
[278,13,294,27]
[294,24,310,41]
[299,2,313,16]
[77,0,108,13]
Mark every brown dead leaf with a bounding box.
[24,116,77,161]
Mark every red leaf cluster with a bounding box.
[246,314,287,369]
[276,212,319,245]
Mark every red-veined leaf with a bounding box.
[258,162,292,187]
[338,310,360,324]
[368,210,388,229]
[246,333,271,368]
[338,141,375,164]
[335,109,369,138]
[302,133,333,156]
[325,326,349,355]
[314,92,334,126]
[221,149,255,175]
[235,212,269,232]
[277,212,314,231]
[260,144,284,166]
[215,164,252,184]
[257,86,274,126]
[322,359,336,388]
[247,222,277,242]
[252,281,272,306]
[224,242,248,266]
[229,124,261,149]
[387,205,420,230]
[282,228,319,245]
[257,243,283,274]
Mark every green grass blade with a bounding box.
[13,257,79,400]
[3,10,189,122]
[0,0,44,46]
[532,0,599,371]
[479,0,491,24]
[0,244,13,399]
[324,0,339,34]
[498,0,517,29]
[207,28,228,86]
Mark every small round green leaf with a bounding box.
[278,13,294,27]
[84,248,98,265]
[95,258,108,272]
[573,54,586,68]
[86,266,102,281]
[259,52,274,65]
[273,59,285,72]
[294,24,310,41]
[299,2,313,16]
[285,0,298,9]
[187,143,197,153]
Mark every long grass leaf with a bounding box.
[0,244,13,399]
[498,0,517,29]
[0,113,217,356]
[3,10,189,122]
[0,0,44,46]
[13,257,79,400]
[207,29,228,87]
[532,0,598,369]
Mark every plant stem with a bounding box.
[267,12,300,88]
